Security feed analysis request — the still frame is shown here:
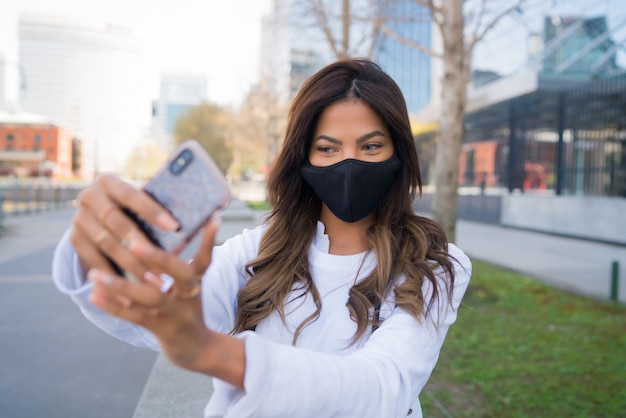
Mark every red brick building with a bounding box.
[0,111,81,179]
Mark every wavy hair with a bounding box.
[232,58,455,345]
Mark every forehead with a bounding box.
[314,99,388,134]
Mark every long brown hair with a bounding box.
[233,58,455,345]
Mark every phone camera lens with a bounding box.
[169,149,194,175]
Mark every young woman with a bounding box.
[52,58,471,417]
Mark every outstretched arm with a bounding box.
[87,219,246,388]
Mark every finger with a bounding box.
[70,225,118,277]
[89,286,157,328]
[80,176,175,246]
[80,176,182,278]
[127,238,199,293]
[143,271,167,291]
[88,269,166,312]
[96,175,179,231]
[73,208,151,280]
[190,215,221,276]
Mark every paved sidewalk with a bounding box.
[455,220,626,303]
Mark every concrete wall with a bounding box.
[501,195,626,245]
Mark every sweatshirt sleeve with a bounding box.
[51,225,262,352]
[206,244,472,418]
[51,228,161,350]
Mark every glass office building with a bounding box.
[375,1,432,115]
[18,14,144,176]
[417,15,626,199]
[460,74,626,197]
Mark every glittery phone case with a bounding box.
[137,139,231,254]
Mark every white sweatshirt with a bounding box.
[52,221,472,418]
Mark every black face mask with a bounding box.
[301,154,401,223]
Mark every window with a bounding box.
[6,134,14,150]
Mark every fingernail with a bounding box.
[159,273,175,293]
[88,269,113,286]
[143,271,163,287]
[156,213,179,231]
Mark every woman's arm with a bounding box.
[86,218,247,388]
[51,228,161,350]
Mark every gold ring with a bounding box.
[94,229,109,245]
[176,282,201,300]
[99,205,117,225]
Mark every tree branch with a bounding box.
[379,23,442,59]
[306,0,341,59]
[365,0,395,58]
[342,0,350,57]
[469,0,526,52]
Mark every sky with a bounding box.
[0,0,271,107]
[2,0,625,105]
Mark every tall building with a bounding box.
[260,0,326,103]
[541,15,621,80]
[261,0,433,115]
[375,1,432,115]
[152,73,208,151]
[18,14,144,176]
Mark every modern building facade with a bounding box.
[151,73,208,151]
[261,0,434,115]
[540,16,621,80]
[460,72,626,197]
[455,14,626,196]
[260,0,326,103]
[375,0,432,115]
[18,14,144,177]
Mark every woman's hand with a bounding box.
[86,217,246,388]
[71,174,179,279]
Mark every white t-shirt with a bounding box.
[52,221,472,418]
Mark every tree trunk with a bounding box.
[341,0,350,58]
[432,0,467,243]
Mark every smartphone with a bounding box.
[109,140,229,281]
[132,139,231,254]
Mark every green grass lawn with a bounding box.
[422,260,626,418]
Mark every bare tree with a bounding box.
[412,0,525,242]
[296,0,395,59]
[296,0,525,241]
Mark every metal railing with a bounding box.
[0,183,85,228]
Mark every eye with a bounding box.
[316,145,336,153]
[362,142,382,151]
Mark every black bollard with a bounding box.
[610,261,620,302]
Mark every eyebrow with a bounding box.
[314,130,387,145]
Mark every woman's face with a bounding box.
[308,99,394,166]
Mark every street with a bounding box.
[0,210,157,418]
